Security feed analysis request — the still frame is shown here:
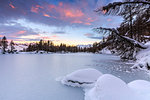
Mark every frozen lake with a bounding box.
[0,53,149,100]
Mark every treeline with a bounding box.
[26,39,98,53]
[0,36,102,54]
[95,0,150,60]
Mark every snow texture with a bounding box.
[132,41,150,73]
[128,80,150,100]
[122,36,147,49]
[61,68,103,87]
[85,74,138,100]
[61,69,150,100]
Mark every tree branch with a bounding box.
[95,1,150,15]
[95,27,147,49]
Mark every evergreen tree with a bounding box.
[94,0,150,59]
[1,36,8,54]
[38,39,43,50]
[10,40,15,53]
[0,38,2,47]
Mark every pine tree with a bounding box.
[1,36,8,54]
[39,39,43,50]
[10,40,15,53]
[0,38,2,47]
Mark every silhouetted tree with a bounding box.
[1,36,8,54]
[26,39,96,53]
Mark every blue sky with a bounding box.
[0,0,122,45]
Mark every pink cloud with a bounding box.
[31,5,44,13]
[59,2,63,6]
[30,2,96,26]
[43,13,51,17]
[9,3,15,9]
[71,20,83,24]
[51,35,58,38]
[64,9,84,18]
[16,30,26,35]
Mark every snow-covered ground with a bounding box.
[61,68,150,100]
[13,44,28,51]
[9,44,28,52]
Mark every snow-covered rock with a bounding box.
[85,74,138,100]
[61,68,103,87]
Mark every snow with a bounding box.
[61,68,103,87]
[99,47,112,54]
[61,69,150,100]
[85,74,138,100]
[14,44,28,51]
[9,44,28,52]
[122,36,147,49]
[77,44,92,48]
[132,41,150,72]
[0,43,28,54]
[128,80,150,93]
[128,80,150,100]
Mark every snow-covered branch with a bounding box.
[95,27,147,49]
[95,1,150,15]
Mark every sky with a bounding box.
[0,0,122,45]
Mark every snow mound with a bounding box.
[128,80,150,99]
[61,69,150,100]
[85,74,138,100]
[61,68,103,87]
